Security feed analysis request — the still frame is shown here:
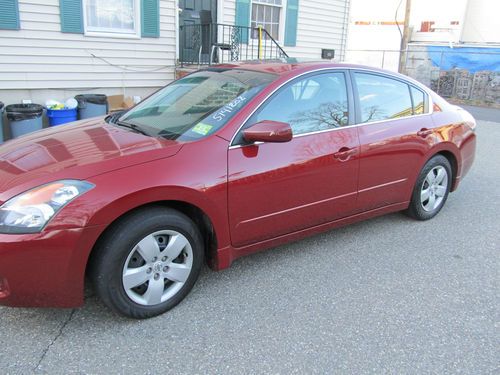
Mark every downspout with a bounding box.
[340,0,351,61]
[175,3,180,66]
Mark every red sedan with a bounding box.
[0,62,476,318]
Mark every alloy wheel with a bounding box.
[420,166,448,212]
[122,230,193,306]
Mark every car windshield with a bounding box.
[118,68,278,141]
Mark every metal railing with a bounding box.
[179,23,288,66]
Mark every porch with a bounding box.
[178,22,288,66]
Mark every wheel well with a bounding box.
[437,150,458,190]
[86,201,218,276]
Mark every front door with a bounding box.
[179,0,218,63]
[228,71,360,248]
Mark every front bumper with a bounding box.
[0,225,105,308]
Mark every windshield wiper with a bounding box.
[158,129,180,140]
[105,111,125,124]
[113,120,150,136]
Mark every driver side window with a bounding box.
[236,71,349,144]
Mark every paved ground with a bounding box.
[461,105,499,123]
[1,116,499,375]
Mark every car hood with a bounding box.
[0,117,183,198]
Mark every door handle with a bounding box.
[333,147,356,161]
[417,128,433,138]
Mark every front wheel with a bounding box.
[406,155,452,220]
[89,207,203,319]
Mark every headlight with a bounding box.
[0,180,94,234]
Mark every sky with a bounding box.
[349,0,468,29]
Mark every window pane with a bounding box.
[86,0,135,33]
[251,3,280,39]
[265,6,272,22]
[272,7,280,23]
[411,86,425,114]
[249,72,349,136]
[255,0,282,5]
[257,4,264,24]
[354,73,413,123]
[271,24,279,39]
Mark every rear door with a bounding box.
[352,71,434,211]
[227,71,360,248]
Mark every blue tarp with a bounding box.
[427,46,500,73]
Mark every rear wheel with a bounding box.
[90,207,203,319]
[406,155,452,220]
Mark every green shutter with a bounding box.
[284,0,298,47]
[0,0,20,30]
[235,0,250,43]
[60,0,83,33]
[141,0,159,38]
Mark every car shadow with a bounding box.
[78,211,413,322]
[0,211,421,328]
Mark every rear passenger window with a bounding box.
[410,86,426,114]
[354,73,413,123]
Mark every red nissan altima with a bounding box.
[0,61,476,318]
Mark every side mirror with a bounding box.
[243,120,293,143]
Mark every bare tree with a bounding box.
[290,101,348,133]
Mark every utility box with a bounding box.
[322,49,335,60]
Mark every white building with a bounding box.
[345,0,500,71]
[410,0,499,46]
[0,0,350,105]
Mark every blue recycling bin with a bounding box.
[47,108,78,126]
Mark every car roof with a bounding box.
[211,58,386,76]
[209,58,427,90]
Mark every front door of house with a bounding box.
[179,0,218,63]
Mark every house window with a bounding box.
[84,0,139,37]
[251,0,283,40]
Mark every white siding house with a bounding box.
[0,0,177,104]
[284,0,350,60]
[0,0,349,105]
[222,0,349,59]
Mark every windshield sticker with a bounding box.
[211,94,249,122]
[185,86,262,139]
[191,123,213,135]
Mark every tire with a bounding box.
[89,206,204,319]
[406,155,452,220]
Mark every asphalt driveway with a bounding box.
[1,115,498,374]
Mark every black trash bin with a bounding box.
[0,101,4,143]
[75,94,108,119]
[6,103,44,138]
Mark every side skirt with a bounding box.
[213,201,409,270]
